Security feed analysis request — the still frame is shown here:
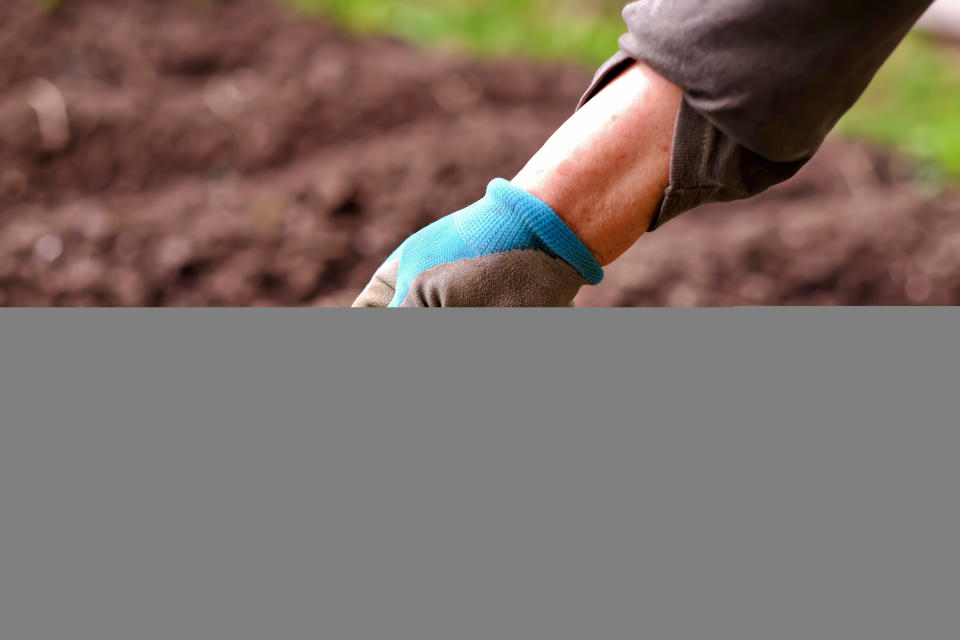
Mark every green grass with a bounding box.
[289,0,626,65]
[837,33,960,178]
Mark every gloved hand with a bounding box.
[352,179,604,307]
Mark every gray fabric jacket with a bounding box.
[582,0,936,229]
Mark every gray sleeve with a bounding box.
[581,0,934,230]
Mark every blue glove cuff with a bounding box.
[388,179,604,306]
[456,179,604,285]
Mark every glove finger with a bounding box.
[352,259,400,308]
[400,249,587,308]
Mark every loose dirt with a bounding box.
[2,0,958,306]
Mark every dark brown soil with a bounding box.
[2,0,959,307]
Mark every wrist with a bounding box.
[511,61,681,267]
[473,179,604,285]
[510,177,627,267]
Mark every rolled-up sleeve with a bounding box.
[581,0,935,229]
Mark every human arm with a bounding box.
[354,0,937,307]
[352,61,681,307]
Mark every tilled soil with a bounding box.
[1,0,959,307]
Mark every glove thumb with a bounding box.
[352,258,400,307]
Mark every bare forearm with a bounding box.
[512,62,682,266]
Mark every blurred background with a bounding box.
[1,0,959,306]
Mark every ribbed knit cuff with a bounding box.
[484,179,604,285]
